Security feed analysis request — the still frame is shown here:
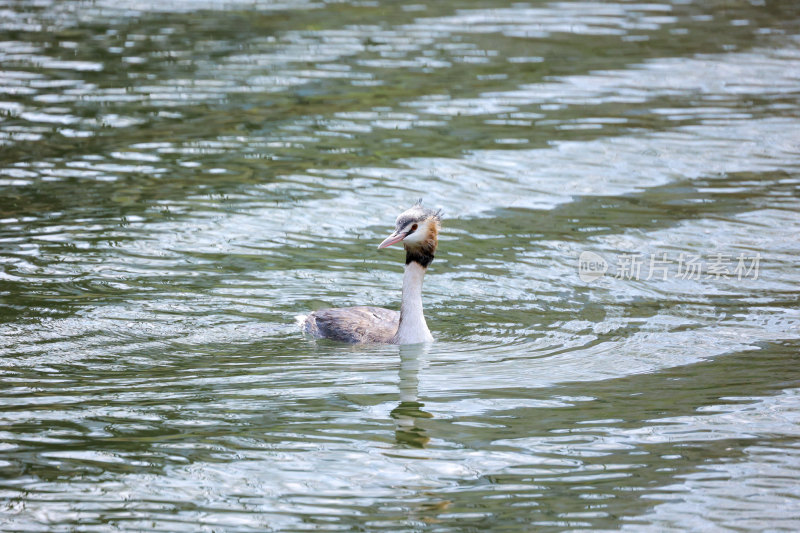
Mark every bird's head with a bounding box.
[378,201,442,267]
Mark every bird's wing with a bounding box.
[303,306,399,344]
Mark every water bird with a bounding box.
[300,201,442,344]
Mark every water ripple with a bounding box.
[2,0,800,530]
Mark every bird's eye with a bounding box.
[410,223,418,232]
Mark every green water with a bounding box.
[1,0,800,531]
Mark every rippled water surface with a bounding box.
[2,0,800,530]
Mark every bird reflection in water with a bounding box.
[391,343,433,447]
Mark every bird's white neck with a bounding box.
[393,261,433,344]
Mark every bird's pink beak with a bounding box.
[378,231,405,249]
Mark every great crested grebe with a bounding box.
[301,201,442,345]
